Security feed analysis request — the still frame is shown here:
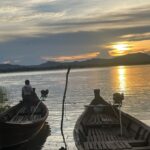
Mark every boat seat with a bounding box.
[86,113,119,127]
[86,127,136,143]
[77,145,84,150]
[83,141,132,150]
[7,113,42,123]
[132,146,150,150]
[19,112,42,115]
[128,140,147,147]
[86,122,120,128]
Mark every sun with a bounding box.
[109,42,133,56]
[113,43,129,51]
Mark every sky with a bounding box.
[0,0,150,65]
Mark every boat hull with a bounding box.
[0,102,48,149]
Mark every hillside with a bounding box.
[38,53,150,68]
[0,53,150,72]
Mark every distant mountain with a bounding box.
[38,52,150,68]
[0,64,23,72]
[72,52,150,67]
[111,53,150,65]
[37,61,62,68]
[0,53,150,72]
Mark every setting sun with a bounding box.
[113,43,129,51]
[109,42,132,56]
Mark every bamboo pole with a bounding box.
[60,68,70,150]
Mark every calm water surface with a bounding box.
[0,65,150,150]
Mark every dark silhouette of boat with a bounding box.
[74,89,150,150]
[0,100,48,149]
[3,122,51,150]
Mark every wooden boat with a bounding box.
[0,99,48,149]
[74,89,150,150]
[9,123,51,150]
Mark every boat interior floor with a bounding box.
[4,106,43,123]
[77,112,150,150]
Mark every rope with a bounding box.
[109,101,119,118]
[109,102,123,136]
[119,105,123,136]
[10,107,25,122]
[31,100,42,118]
[60,68,71,150]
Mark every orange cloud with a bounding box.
[132,40,150,53]
[109,49,129,56]
[42,52,100,62]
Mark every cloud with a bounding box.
[120,32,150,41]
[1,59,20,64]
[2,60,12,64]
[0,1,150,64]
[0,24,150,65]
[41,52,100,62]
[0,1,150,42]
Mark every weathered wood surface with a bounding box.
[74,90,150,150]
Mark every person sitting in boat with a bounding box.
[22,80,33,114]
[22,80,33,100]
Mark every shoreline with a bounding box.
[0,63,150,74]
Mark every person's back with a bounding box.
[22,80,33,100]
[22,84,33,98]
[22,80,33,116]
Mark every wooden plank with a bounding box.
[92,130,97,142]
[78,145,84,150]
[93,142,98,149]
[101,142,109,150]
[97,142,103,150]
[88,129,93,142]
[94,128,99,141]
[83,142,89,150]
[118,141,126,149]
[132,146,150,150]
[128,140,146,147]
[101,141,132,149]
[89,142,93,149]
[144,132,150,141]
[122,141,132,149]
[135,127,142,140]
[98,114,101,125]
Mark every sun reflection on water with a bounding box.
[118,66,126,92]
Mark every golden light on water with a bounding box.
[111,66,127,93]
[118,66,126,92]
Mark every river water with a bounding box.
[0,65,150,150]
